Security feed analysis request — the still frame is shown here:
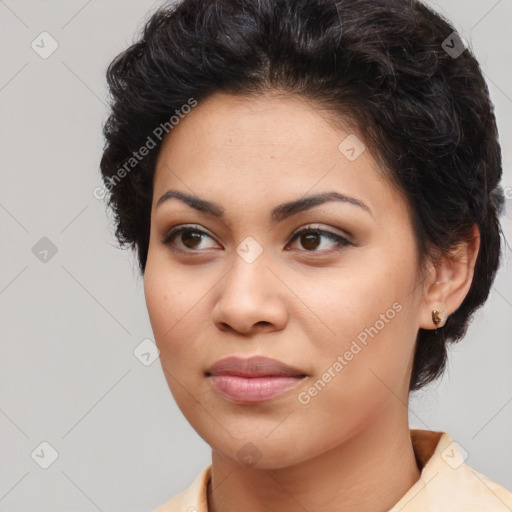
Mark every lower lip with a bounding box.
[208,375,305,403]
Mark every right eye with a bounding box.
[161,225,220,253]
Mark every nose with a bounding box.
[211,254,288,336]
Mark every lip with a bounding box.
[206,355,307,378]
[205,356,307,403]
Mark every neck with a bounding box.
[207,410,421,512]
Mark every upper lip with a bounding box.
[206,356,307,378]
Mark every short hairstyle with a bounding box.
[99,0,505,392]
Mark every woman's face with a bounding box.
[144,91,427,468]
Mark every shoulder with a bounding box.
[152,465,211,512]
[448,462,512,510]
[392,430,512,511]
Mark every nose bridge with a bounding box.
[226,237,271,297]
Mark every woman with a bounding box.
[100,0,511,510]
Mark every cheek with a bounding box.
[144,263,210,418]
[144,259,198,356]
[299,248,419,392]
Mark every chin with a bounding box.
[209,434,313,470]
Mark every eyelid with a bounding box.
[290,223,352,242]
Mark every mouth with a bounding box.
[205,355,307,403]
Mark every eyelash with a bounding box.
[161,224,353,255]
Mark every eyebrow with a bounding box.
[155,189,372,222]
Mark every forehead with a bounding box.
[152,91,407,223]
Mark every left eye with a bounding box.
[162,225,352,253]
[287,227,352,252]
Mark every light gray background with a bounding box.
[0,1,511,511]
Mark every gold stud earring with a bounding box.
[432,309,442,326]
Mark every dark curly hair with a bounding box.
[99,0,505,392]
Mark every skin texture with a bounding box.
[143,91,480,512]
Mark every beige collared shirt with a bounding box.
[153,429,512,512]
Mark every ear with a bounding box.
[419,224,480,330]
